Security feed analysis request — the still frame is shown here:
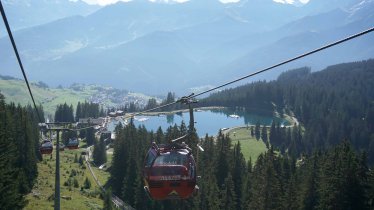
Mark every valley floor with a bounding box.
[25,146,105,210]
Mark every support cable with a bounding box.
[0,1,42,122]
[2,0,373,126]
[125,26,374,119]
[190,26,374,98]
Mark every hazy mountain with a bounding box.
[217,2,374,83]
[0,0,373,94]
[0,0,100,31]
[302,0,361,13]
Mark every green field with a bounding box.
[0,79,156,116]
[227,127,268,162]
[25,148,104,210]
[0,79,97,116]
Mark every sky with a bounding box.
[76,0,310,6]
[273,0,310,4]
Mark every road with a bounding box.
[84,146,134,210]
[215,115,300,141]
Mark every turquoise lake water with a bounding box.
[108,108,290,137]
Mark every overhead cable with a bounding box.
[126,26,374,117]
[0,1,43,122]
[190,26,374,98]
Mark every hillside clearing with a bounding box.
[227,127,268,162]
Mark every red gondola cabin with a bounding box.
[67,138,79,150]
[40,139,53,155]
[143,143,198,200]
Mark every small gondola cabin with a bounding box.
[67,138,79,150]
[40,139,53,155]
[143,143,198,200]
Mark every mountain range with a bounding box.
[0,0,100,30]
[0,0,373,94]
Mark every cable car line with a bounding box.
[189,26,374,99]
[0,1,42,122]
[121,26,374,121]
[2,0,373,204]
[128,101,180,119]
[40,26,374,133]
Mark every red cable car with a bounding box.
[40,139,53,155]
[143,142,198,200]
[143,95,200,200]
[66,138,79,150]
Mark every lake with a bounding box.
[108,108,290,137]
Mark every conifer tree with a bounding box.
[93,139,102,165]
[0,98,24,209]
[86,127,95,146]
[215,132,231,187]
[269,121,276,146]
[220,173,237,210]
[232,142,246,210]
[250,126,254,137]
[298,153,319,210]
[255,121,261,140]
[103,189,114,210]
[261,125,268,144]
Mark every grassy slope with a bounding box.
[25,148,104,210]
[227,127,268,162]
[0,79,94,116]
[1,79,157,117]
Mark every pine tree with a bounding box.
[317,142,368,210]
[83,177,91,189]
[220,173,237,210]
[103,189,114,210]
[243,159,253,209]
[0,93,40,209]
[269,121,276,146]
[367,169,374,209]
[99,137,107,164]
[215,132,231,187]
[0,100,24,209]
[232,142,246,210]
[93,139,102,165]
[249,149,283,210]
[74,153,78,163]
[255,121,261,141]
[86,127,95,146]
[250,126,254,137]
[261,125,268,144]
[76,102,81,122]
[298,153,319,210]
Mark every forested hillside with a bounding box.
[110,120,374,210]
[201,59,374,164]
[106,59,374,209]
[0,93,42,209]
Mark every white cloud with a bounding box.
[79,0,309,6]
[81,0,132,6]
[219,0,241,3]
[81,0,190,5]
[299,0,310,4]
[273,0,294,4]
[273,0,309,4]
[148,0,190,3]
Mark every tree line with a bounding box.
[54,101,105,123]
[54,101,103,146]
[118,92,189,113]
[201,59,374,164]
[108,120,374,210]
[0,93,42,209]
